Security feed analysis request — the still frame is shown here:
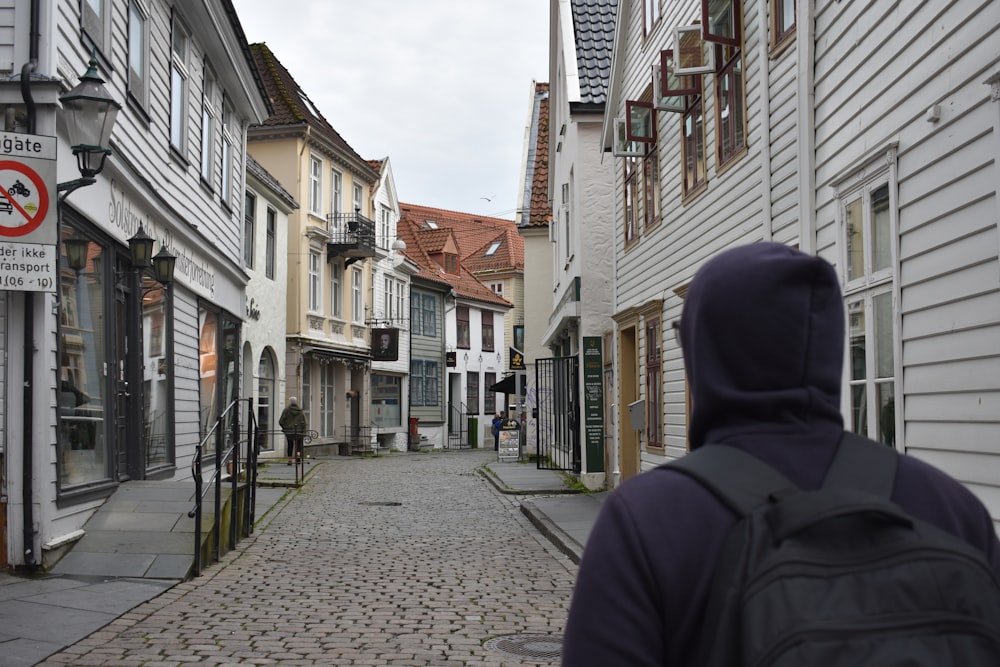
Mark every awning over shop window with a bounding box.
[489,373,517,394]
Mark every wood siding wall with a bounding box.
[812,0,1000,520]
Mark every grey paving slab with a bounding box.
[50,551,156,577]
[69,530,192,554]
[23,580,172,614]
[0,598,115,642]
[0,637,65,667]
[0,576,85,602]
[145,554,192,580]
[82,510,181,532]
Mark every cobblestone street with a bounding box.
[39,450,579,666]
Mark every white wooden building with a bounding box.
[0,0,267,568]
[599,0,1000,526]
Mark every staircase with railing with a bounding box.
[189,398,260,577]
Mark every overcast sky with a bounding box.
[233,1,550,220]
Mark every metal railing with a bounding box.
[328,211,376,247]
[344,424,375,455]
[189,398,259,577]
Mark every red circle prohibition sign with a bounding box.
[0,160,51,237]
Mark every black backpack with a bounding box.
[668,432,1000,666]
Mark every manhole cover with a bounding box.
[484,634,562,661]
[358,501,402,506]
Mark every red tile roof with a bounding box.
[397,203,516,308]
[529,83,552,227]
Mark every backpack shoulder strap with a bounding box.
[823,430,899,497]
[667,445,799,517]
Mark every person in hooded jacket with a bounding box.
[279,396,307,465]
[561,242,1000,666]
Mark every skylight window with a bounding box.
[485,241,502,256]
[422,220,438,229]
[297,90,320,117]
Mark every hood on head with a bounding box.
[680,243,844,449]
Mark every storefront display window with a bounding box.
[59,235,112,488]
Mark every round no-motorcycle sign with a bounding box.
[0,160,51,237]
[0,134,58,292]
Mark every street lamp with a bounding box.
[59,53,121,183]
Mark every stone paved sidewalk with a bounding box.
[38,449,580,666]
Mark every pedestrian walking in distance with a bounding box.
[562,242,1000,666]
[492,412,503,451]
[279,396,307,465]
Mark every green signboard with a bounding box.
[582,336,605,472]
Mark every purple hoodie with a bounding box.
[561,243,1000,666]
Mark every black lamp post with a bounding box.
[59,54,121,184]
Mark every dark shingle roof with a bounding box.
[572,0,618,106]
[248,43,378,181]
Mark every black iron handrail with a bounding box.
[328,211,376,246]
[188,398,259,577]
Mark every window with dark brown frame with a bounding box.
[716,43,746,167]
[624,156,640,248]
[485,372,496,413]
[457,306,470,349]
[466,371,480,414]
[771,0,796,51]
[682,78,707,197]
[481,314,494,352]
[702,0,741,46]
[643,144,661,232]
[645,318,662,449]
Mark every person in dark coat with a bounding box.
[492,412,503,451]
[279,396,307,465]
[561,242,1000,666]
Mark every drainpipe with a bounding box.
[758,0,773,242]
[19,0,41,569]
[797,0,817,254]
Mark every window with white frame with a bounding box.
[243,192,255,267]
[331,169,343,217]
[330,262,342,318]
[221,96,234,207]
[308,251,321,312]
[487,281,503,297]
[410,360,440,406]
[384,277,395,319]
[200,67,216,187]
[352,183,363,213]
[320,363,335,436]
[380,205,391,248]
[265,208,275,279]
[562,181,572,258]
[840,166,897,447]
[396,281,405,323]
[309,156,322,215]
[127,0,148,107]
[352,267,363,322]
[170,16,190,154]
[643,0,662,38]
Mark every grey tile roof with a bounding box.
[572,0,618,106]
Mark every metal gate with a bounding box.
[535,356,580,472]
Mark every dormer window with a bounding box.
[445,253,459,274]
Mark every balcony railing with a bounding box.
[327,211,377,265]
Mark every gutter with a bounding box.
[18,0,41,570]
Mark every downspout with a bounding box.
[19,0,41,569]
[758,0,773,242]
[797,0,817,254]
